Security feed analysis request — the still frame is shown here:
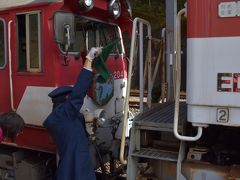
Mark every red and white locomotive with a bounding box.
[0,0,132,178]
[125,0,240,179]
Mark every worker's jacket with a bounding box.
[43,69,96,180]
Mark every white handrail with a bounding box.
[8,20,16,111]
[173,8,203,141]
[120,17,151,164]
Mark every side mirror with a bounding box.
[54,12,75,47]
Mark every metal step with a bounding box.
[131,148,178,162]
[134,101,187,132]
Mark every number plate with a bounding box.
[218,1,240,18]
[217,108,229,123]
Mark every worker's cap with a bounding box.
[48,86,73,105]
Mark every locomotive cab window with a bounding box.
[17,12,41,72]
[60,17,122,55]
[0,19,6,69]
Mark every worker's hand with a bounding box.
[86,47,102,62]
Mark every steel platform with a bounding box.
[134,101,187,132]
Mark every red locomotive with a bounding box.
[0,0,132,178]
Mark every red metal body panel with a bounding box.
[187,0,240,38]
[13,126,55,153]
[0,69,11,112]
[0,14,12,112]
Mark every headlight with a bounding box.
[85,0,93,7]
[94,109,107,126]
[108,0,121,19]
[79,0,94,12]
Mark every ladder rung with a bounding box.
[131,148,178,162]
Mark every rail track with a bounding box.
[129,90,148,108]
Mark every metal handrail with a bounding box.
[120,17,152,164]
[173,8,203,141]
[8,20,16,111]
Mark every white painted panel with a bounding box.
[188,105,240,127]
[0,0,63,10]
[17,86,55,126]
[187,37,240,126]
[17,78,127,129]
[187,37,240,107]
[81,78,127,139]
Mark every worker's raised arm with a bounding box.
[63,47,102,116]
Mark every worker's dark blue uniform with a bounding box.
[43,68,96,180]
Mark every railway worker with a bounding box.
[43,47,102,180]
[0,112,25,143]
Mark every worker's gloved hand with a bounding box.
[86,47,102,62]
